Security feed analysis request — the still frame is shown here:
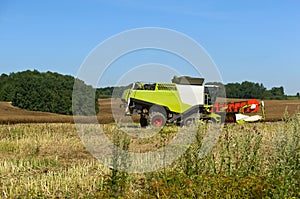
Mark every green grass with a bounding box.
[0,117,299,198]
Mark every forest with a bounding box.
[0,70,293,114]
[207,81,288,100]
[0,70,98,115]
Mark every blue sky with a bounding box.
[0,0,299,95]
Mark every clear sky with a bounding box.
[0,0,299,95]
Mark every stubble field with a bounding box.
[0,99,299,198]
[0,120,300,198]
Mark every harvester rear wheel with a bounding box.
[206,118,217,124]
[150,112,166,128]
[183,113,200,127]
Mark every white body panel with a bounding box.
[176,85,204,106]
[235,114,262,122]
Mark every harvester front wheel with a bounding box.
[150,112,166,128]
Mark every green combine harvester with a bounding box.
[121,76,221,127]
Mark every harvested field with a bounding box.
[0,99,299,124]
[0,102,74,124]
[0,99,136,124]
[1,119,299,198]
[262,100,300,121]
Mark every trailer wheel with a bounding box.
[150,112,166,127]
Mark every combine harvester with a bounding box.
[121,76,265,127]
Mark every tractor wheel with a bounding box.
[183,113,200,127]
[150,112,166,128]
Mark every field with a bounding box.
[0,99,134,124]
[0,102,75,124]
[1,99,300,124]
[263,100,300,121]
[1,120,300,198]
[0,99,299,198]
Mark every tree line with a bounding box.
[0,70,293,115]
[226,82,287,100]
[0,70,98,115]
[207,81,287,100]
[99,81,289,100]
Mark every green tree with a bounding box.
[270,87,286,100]
[225,83,242,98]
[73,78,98,116]
[2,70,99,115]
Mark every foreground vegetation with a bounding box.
[0,114,299,198]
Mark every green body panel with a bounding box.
[121,89,130,103]
[130,89,191,113]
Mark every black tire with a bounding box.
[149,105,166,116]
[183,113,200,127]
[206,118,217,124]
[150,112,166,127]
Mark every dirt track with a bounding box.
[0,99,299,124]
